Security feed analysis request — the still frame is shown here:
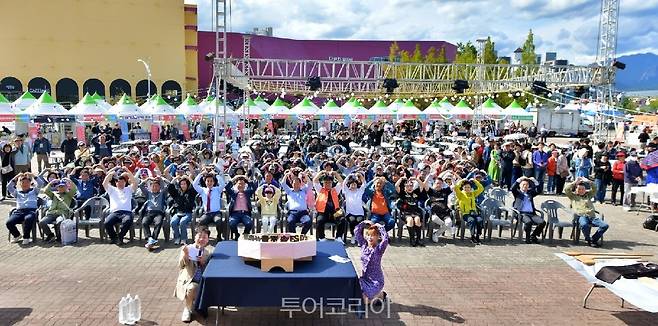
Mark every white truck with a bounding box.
[536,108,593,137]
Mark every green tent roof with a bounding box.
[482,98,496,108]
[244,98,257,107]
[298,98,314,106]
[271,98,288,107]
[0,93,9,103]
[90,92,103,101]
[324,99,338,107]
[456,100,471,108]
[18,91,36,100]
[117,94,135,105]
[347,97,356,103]
[372,100,387,108]
[80,94,97,105]
[37,92,57,104]
[153,95,169,106]
[205,95,215,102]
[507,100,523,109]
[439,97,451,104]
[182,95,198,106]
[393,98,404,104]
[255,95,265,103]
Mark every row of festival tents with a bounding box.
[1,91,538,122]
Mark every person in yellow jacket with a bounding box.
[255,184,282,233]
[455,178,484,244]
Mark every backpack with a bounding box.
[643,215,658,231]
[60,218,78,245]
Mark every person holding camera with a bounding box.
[565,177,608,247]
[103,166,138,245]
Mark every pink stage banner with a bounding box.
[151,124,160,142]
[76,125,86,144]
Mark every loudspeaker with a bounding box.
[452,80,469,93]
[383,78,399,94]
[306,77,321,91]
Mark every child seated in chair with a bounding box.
[39,178,77,242]
[455,178,484,244]
[255,184,281,234]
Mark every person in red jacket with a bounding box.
[611,152,625,205]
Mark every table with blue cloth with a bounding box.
[195,241,361,311]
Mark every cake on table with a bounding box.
[238,233,317,272]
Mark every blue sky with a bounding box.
[185,0,658,64]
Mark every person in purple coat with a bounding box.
[354,220,389,304]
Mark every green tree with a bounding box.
[454,41,477,79]
[483,36,497,64]
[498,57,509,64]
[437,46,447,63]
[521,29,537,65]
[400,50,410,62]
[388,41,400,62]
[424,46,437,64]
[412,44,423,63]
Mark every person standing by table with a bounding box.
[354,220,389,305]
[174,226,211,323]
[12,136,32,174]
[33,132,51,173]
[60,131,78,165]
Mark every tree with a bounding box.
[521,29,537,65]
[400,50,411,63]
[412,44,423,63]
[437,46,447,63]
[424,46,437,64]
[483,36,497,64]
[388,41,400,62]
[498,57,510,64]
[454,42,477,64]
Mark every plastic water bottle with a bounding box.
[118,296,127,324]
[125,295,136,324]
[133,295,142,322]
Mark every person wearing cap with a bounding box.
[313,171,346,243]
[455,177,484,244]
[623,151,643,211]
[565,177,607,247]
[255,184,282,234]
[6,172,43,245]
[12,136,32,174]
[225,175,256,240]
[74,141,92,161]
[103,166,138,245]
[281,170,313,234]
[193,167,227,241]
[39,178,77,242]
[60,131,78,165]
[499,142,515,190]
[138,176,170,250]
[511,176,545,244]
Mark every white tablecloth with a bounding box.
[555,253,658,312]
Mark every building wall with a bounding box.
[184,5,199,95]
[0,0,192,104]
[197,32,457,93]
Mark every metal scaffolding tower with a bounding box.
[594,0,621,139]
[213,0,228,150]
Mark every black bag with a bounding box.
[643,215,658,231]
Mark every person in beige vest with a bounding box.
[174,226,212,322]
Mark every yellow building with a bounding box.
[0,0,198,106]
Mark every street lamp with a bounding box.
[137,59,152,98]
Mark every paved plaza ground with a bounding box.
[1,192,657,325]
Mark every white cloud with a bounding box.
[187,0,658,65]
